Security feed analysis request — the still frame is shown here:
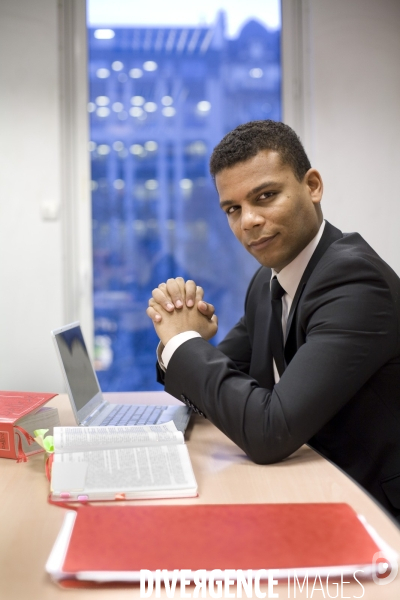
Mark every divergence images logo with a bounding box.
[372,550,398,585]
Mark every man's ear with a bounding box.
[305,168,323,205]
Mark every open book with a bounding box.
[50,422,198,501]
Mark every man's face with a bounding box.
[215,150,323,272]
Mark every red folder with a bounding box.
[0,391,57,460]
[47,503,384,584]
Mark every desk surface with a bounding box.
[1,392,399,599]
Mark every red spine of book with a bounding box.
[0,422,15,459]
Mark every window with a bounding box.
[87,1,281,390]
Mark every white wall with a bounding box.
[0,0,91,393]
[0,1,65,392]
[283,0,400,274]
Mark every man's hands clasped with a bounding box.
[146,277,218,346]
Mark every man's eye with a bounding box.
[259,192,274,200]
[226,206,238,215]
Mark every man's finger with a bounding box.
[148,297,169,316]
[197,300,215,319]
[166,278,185,308]
[152,287,175,311]
[195,285,204,300]
[146,306,162,323]
[185,280,197,307]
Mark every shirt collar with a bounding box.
[271,220,325,299]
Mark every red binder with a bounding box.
[46,503,384,584]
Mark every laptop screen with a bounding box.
[53,324,100,413]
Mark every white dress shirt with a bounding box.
[159,221,326,378]
[270,220,325,382]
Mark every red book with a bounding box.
[0,391,58,461]
[46,503,389,585]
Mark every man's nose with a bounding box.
[241,207,264,230]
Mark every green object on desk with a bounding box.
[33,429,54,453]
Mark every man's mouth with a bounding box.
[248,234,278,250]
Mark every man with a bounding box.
[146,120,400,521]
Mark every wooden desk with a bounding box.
[1,392,399,599]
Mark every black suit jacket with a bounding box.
[158,221,400,518]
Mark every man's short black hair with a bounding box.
[209,120,311,182]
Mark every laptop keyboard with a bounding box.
[100,404,166,426]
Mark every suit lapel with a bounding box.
[284,221,343,348]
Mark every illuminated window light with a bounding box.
[144,102,157,113]
[197,101,211,112]
[249,68,263,78]
[145,179,158,190]
[162,106,176,117]
[180,179,193,190]
[143,61,158,71]
[112,141,124,151]
[129,107,144,118]
[129,68,143,79]
[187,141,207,155]
[133,220,146,233]
[96,96,110,106]
[96,107,110,117]
[144,141,158,152]
[96,68,110,79]
[130,144,144,156]
[161,96,173,106]
[112,61,124,71]
[94,29,115,40]
[97,145,111,155]
[131,96,145,106]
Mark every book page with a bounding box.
[52,444,196,493]
[53,422,183,453]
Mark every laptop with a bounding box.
[51,322,191,432]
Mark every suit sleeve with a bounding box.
[215,265,262,374]
[156,316,253,385]
[163,254,399,463]
[216,316,252,374]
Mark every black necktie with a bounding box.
[270,277,286,377]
